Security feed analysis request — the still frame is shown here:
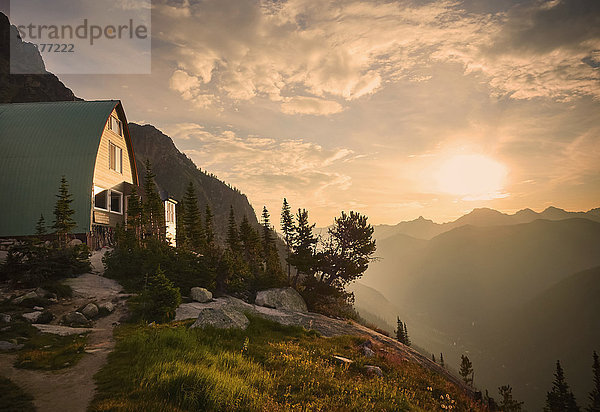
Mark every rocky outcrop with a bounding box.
[81,303,99,319]
[32,324,93,336]
[190,307,249,330]
[255,288,307,312]
[190,287,212,303]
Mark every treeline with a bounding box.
[106,161,377,319]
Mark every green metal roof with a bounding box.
[0,100,137,237]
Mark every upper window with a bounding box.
[165,201,175,223]
[109,141,123,174]
[108,115,123,136]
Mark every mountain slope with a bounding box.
[0,12,78,103]
[129,123,260,240]
[360,218,600,409]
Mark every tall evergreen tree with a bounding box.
[226,206,240,252]
[432,353,436,363]
[281,198,295,283]
[588,351,600,412]
[182,182,204,251]
[403,322,411,346]
[239,215,263,280]
[52,176,76,245]
[142,160,165,241]
[498,385,524,411]
[35,214,47,237]
[261,206,274,251]
[440,353,445,368]
[175,201,186,249]
[288,208,317,287]
[460,355,474,386]
[127,185,143,245]
[545,360,580,412]
[204,204,215,246]
[395,317,406,344]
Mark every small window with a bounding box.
[110,191,123,214]
[94,190,108,210]
[165,201,175,223]
[109,115,122,136]
[109,142,123,173]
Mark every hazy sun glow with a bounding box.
[436,154,508,199]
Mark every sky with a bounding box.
[53,0,599,226]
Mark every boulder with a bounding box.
[364,365,383,377]
[255,288,307,312]
[81,303,99,319]
[98,302,115,314]
[68,238,83,247]
[0,340,23,351]
[190,287,213,303]
[22,311,43,323]
[32,324,92,336]
[0,313,11,323]
[190,307,249,330]
[13,291,38,304]
[35,287,50,298]
[332,355,354,366]
[362,346,375,357]
[64,311,90,327]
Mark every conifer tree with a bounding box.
[204,204,215,246]
[545,360,579,412]
[52,176,76,246]
[127,185,143,245]
[460,355,474,386]
[440,353,445,368]
[403,322,411,346]
[288,208,317,287]
[589,351,600,412]
[261,206,274,251]
[499,385,524,411]
[182,182,204,251]
[142,160,165,241]
[395,317,408,344]
[281,198,295,283]
[226,206,240,252]
[432,353,436,363]
[239,215,263,279]
[35,214,47,237]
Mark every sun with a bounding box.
[435,154,507,199]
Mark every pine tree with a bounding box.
[142,160,165,241]
[52,176,76,246]
[281,198,295,284]
[499,385,524,411]
[460,355,474,386]
[261,206,274,251]
[403,321,411,346]
[35,214,47,237]
[182,182,204,251]
[545,360,580,412]
[204,204,215,246]
[175,201,186,249]
[396,317,406,344]
[127,185,143,245]
[288,208,317,287]
[432,353,436,363]
[440,353,445,368]
[136,266,181,323]
[588,352,600,412]
[226,206,240,252]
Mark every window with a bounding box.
[110,191,123,213]
[94,188,123,215]
[94,190,108,210]
[165,201,175,223]
[108,115,122,136]
[109,142,123,173]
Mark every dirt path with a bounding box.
[0,249,126,412]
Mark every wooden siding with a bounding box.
[92,108,134,227]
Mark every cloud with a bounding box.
[280,96,344,115]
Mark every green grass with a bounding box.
[91,315,482,411]
[15,333,88,370]
[0,376,36,412]
[0,318,89,371]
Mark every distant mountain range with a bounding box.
[374,206,600,240]
[357,211,600,409]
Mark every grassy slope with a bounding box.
[91,316,482,412]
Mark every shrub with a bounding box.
[0,241,90,287]
[130,267,181,323]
